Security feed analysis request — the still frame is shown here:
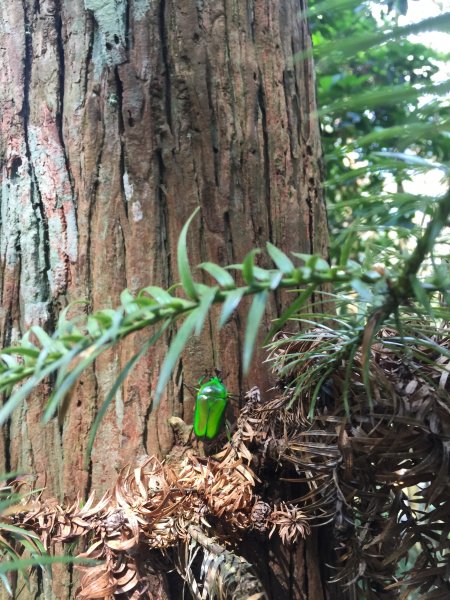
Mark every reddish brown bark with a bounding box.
[0,1,329,597]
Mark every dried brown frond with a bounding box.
[268,502,311,545]
[175,525,268,600]
[236,328,450,597]
[4,443,277,598]
[4,328,449,598]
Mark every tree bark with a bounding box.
[0,0,329,598]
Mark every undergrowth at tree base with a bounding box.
[2,325,449,599]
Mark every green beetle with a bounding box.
[193,376,229,440]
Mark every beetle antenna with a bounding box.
[183,382,197,399]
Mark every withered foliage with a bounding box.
[2,441,303,598]
[255,327,450,599]
[175,526,267,600]
[2,328,449,599]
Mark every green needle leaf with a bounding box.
[0,347,40,359]
[409,274,432,313]
[43,344,107,424]
[0,555,96,575]
[154,309,199,407]
[0,354,68,427]
[242,249,260,285]
[264,284,316,343]
[85,322,169,463]
[199,262,235,288]
[243,290,268,374]
[42,311,124,423]
[177,207,200,300]
[307,367,334,420]
[266,242,295,273]
[219,288,246,327]
[194,286,218,335]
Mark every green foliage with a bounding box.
[311,0,450,262]
[0,188,448,437]
[0,217,386,430]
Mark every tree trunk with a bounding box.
[0,0,329,597]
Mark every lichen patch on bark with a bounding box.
[85,0,128,66]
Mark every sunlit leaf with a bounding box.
[373,151,449,173]
[199,262,235,288]
[85,322,170,462]
[140,286,174,304]
[177,207,200,300]
[219,288,246,327]
[266,242,295,274]
[314,12,450,69]
[154,310,200,407]
[242,249,260,285]
[243,291,268,374]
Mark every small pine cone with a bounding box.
[250,500,271,531]
[103,509,125,534]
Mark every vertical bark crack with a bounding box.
[54,1,76,208]
[85,116,106,299]
[115,66,128,219]
[159,0,172,133]
[248,0,256,43]
[21,0,52,298]
[84,366,98,498]
[156,148,171,288]
[204,54,219,188]
[304,166,315,256]
[257,71,273,245]
[83,20,95,103]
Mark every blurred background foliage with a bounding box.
[311,0,449,268]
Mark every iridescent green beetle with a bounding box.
[193,376,228,440]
